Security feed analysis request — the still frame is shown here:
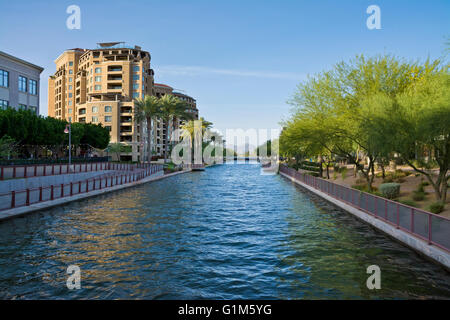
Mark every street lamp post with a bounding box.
[64,120,72,172]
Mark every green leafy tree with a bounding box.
[134,96,161,162]
[159,95,194,163]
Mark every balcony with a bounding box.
[107,84,122,92]
[120,107,132,114]
[120,116,132,124]
[120,136,132,142]
[107,75,122,82]
[120,126,133,135]
[108,66,122,72]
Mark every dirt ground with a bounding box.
[327,165,450,218]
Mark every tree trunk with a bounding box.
[326,162,330,179]
[164,118,169,163]
[318,155,323,178]
[147,117,152,163]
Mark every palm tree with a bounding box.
[159,95,194,163]
[180,117,213,165]
[134,96,161,163]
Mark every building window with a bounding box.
[69,69,73,74]
[68,108,72,114]
[69,61,73,66]
[133,66,139,72]
[105,116,112,122]
[19,104,27,110]
[68,100,72,106]
[95,67,101,73]
[68,77,73,82]
[28,106,37,114]
[68,93,72,98]
[95,85,101,90]
[92,116,98,123]
[133,92,139,98]
[68,116,72,122]
[105,106,112,112]
[0,99,8,109]
[133,84,139,90]
[95,76,101,82]
[92,106,98,113]
[68,85,73,90]
[0,70,9,87]
[105,126,111,131]
[18,76,27,92]
[133,75,139,81]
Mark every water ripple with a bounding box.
[0,163,449,299]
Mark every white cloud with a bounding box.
[155,65,305,80]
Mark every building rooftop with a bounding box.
[95,42,139,50]
[0,51,44,72]
[154,83,173,89]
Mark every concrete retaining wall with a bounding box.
[280,171,450,271]
[0,169,190,221]
[0,171,115,193]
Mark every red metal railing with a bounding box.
[0,164,163,212]
[280,165,450,253]
[0,162,156,180]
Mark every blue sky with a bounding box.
[1,0,449,136]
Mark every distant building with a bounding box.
[153,83,199,158]
[0,51,44,114]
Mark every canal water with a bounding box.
[0,163,449,299]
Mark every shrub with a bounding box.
[399,199,417,207]
[352,184,366,191]
[412,191,425,201]
[428,201,445,214]
[333,171,338,180]
[421,181,430,187]
[306,172,320,177]
[379,183,401,199]
[383,177,394,183]
[351,184,378,194]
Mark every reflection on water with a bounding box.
[0,163,449,299]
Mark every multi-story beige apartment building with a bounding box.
[48,42,154,162]
[49,42,199,162]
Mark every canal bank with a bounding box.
[279,167,450,271]
[0,168,191,222]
